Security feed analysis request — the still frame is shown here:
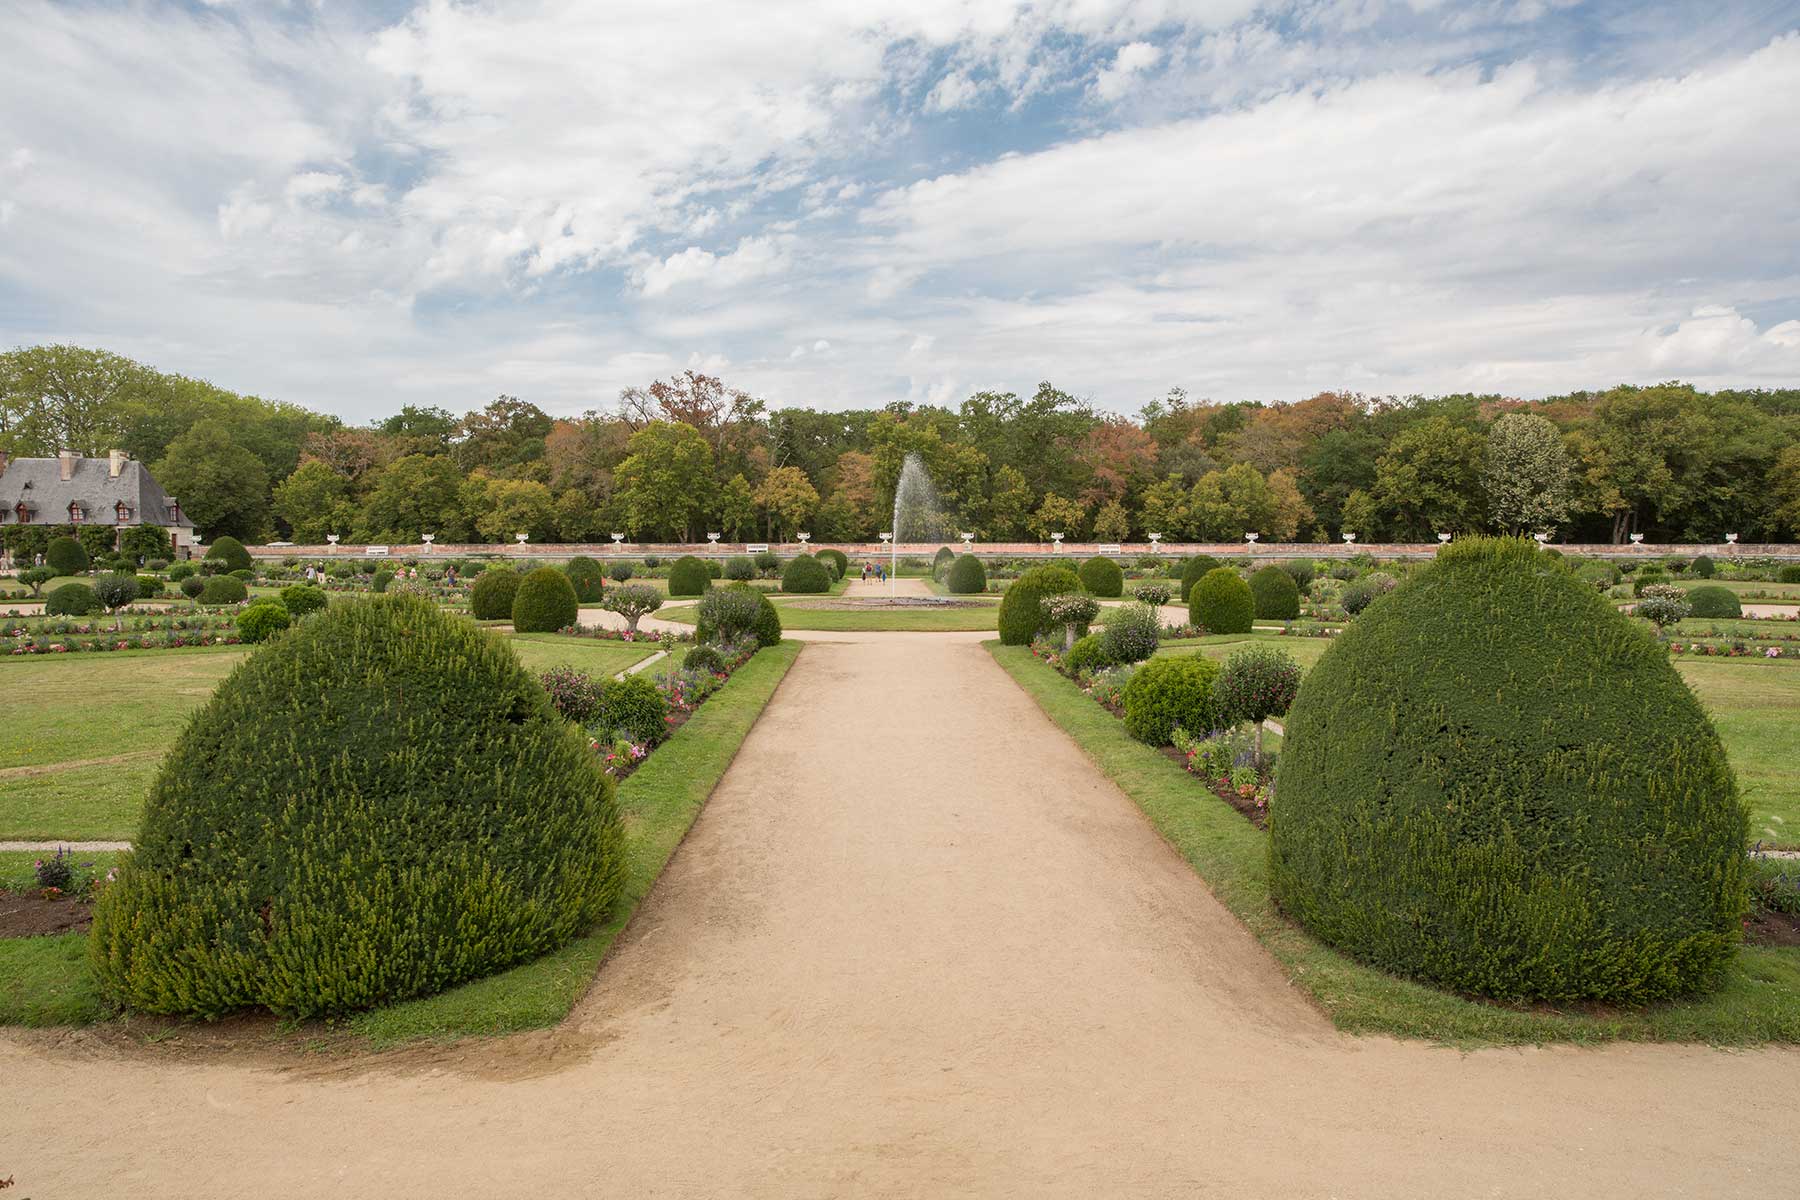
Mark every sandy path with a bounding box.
[3,633,1797,1197]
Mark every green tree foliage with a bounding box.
[155,424,270,540]
[1249,564,1301,619]
[1190,568,1254,633]
[1271,537,1747,1003]
[997,564,1081,645]
[512,567,579,632]
[1078,555,1124,597]
[118,524,172,563]
[614,421,714,541]
[89,594,623,1017]
[1483,412,1573,534]
[1370,414,1487,540]
[271,459,352,543]
[599,583,663,633]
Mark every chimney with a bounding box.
[59,450,76,481]
[109,449,128,478]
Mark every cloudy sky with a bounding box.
[2,0,1797,422]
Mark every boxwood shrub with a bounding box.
[372,568,394,594]
[932,545,955,579]
[1779,564,1800,584]
[781,553,832,594]
[816,547,849,578]
[1690,554,1715,578]
[204,536,253,573]
[723,556,755,581]
[684,645,728,675]
[235,599,291,643]
[596,673,670,745]
[1269,536,1748,1004]
[1078,555,1124,598]
[46,535,89,576]
[1179,554,1221,601]
[1685,584,1742,619]
[1064,633,1112,674]
[946,553,987,594]
[279,583,328,617]
[1189,568,1253,633]
[88,594,625,1018]
[198,575,249,606]
[513,566,580,632]
[997,565,1081,645]
[45,581,101,616]
[563,556,606,603]
[1121,655,1223,746]
[1249,564,1301,620]
[469,567,520,620]
[696,582,782,646]
[668,556,711,597]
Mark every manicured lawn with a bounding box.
[991,643,1800,1046]
[0,633,658,841]
[659,596,1002,631]
[0,640,801,1035]
[1156,631,1333,669]
[1668,579,1800,599]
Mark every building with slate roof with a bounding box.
[0,450,196,561]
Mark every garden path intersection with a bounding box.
[4,629,1796,1197]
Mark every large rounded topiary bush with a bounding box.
[1690,554,1715,579]
[815,547,849,579]
[667,556,711,597]
[1078,555,1124,598]
[1121,655,1223,746]
[932,545,956,579]
[1179,554,1221,602]
[997,565,1081,645]
[1779,564,1800,585]
[1249,564,1301,620]
[1189,568,1254,633]
[513,566,580,632]
[1269,537,1748,1004]
[469,567,520,620]
[89,594,624,1017]
[1685,585,1742,619]
[46,535,90,576]
[781,554,832,594]
[946,553,987,594]
[235,599,290,643]
[198,575,249,606]
[45,581,100,616]
[563,556,606,603]
[203,536,253,573]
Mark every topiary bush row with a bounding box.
[90,594,626,1018]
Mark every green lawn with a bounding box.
[0,640,802,1034]
[0,634,657,841]
[991,643,1800,1046]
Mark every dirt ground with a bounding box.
[3,632,1796,1197]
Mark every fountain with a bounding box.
[888,452,952,600]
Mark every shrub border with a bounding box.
[987,641,1800,1047]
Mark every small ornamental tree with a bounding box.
[1189,568,1254,634]
[998,565,1081,645]
[512,567,580,633]
[1635,583,1691,632]
[563,556,606,603]
[46,536,89,576]
[92,572,140,628]
[600,583,663,633]
[204,536,253,573]
[19,564,58,597]
[946,554,987,594]
[119,524,173,564]
[1043,592,1101,650]
[1078,555,1124,598]
[1215,645,1302,755]
[469,567,521,620]
[608,561,635,583]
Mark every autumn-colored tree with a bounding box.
[1092,499,1131,542]
[1029,492,1087,541]
[754,465,820,541]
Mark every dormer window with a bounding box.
[13,502,30,523]
[69,502,86,523]
[115,501,133,522]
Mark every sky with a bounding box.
[1,0,1798,423]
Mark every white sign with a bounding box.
[363,546,390,556]
[746,543,770,553]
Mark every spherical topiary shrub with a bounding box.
[279,583,328,617]
[1121,655,1224,746]
[946,553,987,595]
[1189,568,1253,633]
[1778,564,1800,585]
[932,545,956,579]
[781,554,832,594]
[816,548,849,578]
[1064,634,1112,675]
[684,645,728,675]
[668,556,711,597]
[1269,536,1749,1004]
[179,575,206,599]
[198,575,249,606]
[704,559,723,579]
[1179,554,1221,602]
[1685,585,1742,619]
[1078,555,1124,598]
[513,566,580,633]
[998,565,1081,645]
[695,582,782,647]
[88,594,625,1017]
[203,536,252,573]
[596,674,670,745]
[235,599,291,643]
[469,567,520,620]
[723,556,755,582]
[1690,554,1715,579]
[45,582,101,616]
[1249,565,1301,620]
[563,556,606,603]
[46,535,90,576]
[1100,602,1161,664]
[372,568,395,594]
[167,561,197,582]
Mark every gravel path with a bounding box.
[3,632,1796,1197]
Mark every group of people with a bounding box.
[859,561,889,583]
[300,562,434,584]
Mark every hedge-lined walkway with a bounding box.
[4,631,1797,1197]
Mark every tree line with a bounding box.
[3,344,1798,546]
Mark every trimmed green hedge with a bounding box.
[469,567,520,620]
[1779,565,1800,584]
[564,556,606,603]
[1179,553,1221,601]
[204,536,252,573]
[781,554,832,594]
[1269,536,1749,1004]
[88,594,625,1018]
[198,576,248,606]
[668,556,711,597]
[1685,585,1742,619]
[946,553,987,594]
[1249,565,1301,620]
[513,567,579,632]
[1078,555,1124,597]
[235,599,290,643]
[997,565,1081,645]
[1189,568,1253,633]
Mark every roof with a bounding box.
[0,456,194,527]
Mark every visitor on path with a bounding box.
[304,564,316,582]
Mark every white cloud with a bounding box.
[636,236,790,297]
[926,71,982,112]
[1091,40,1165,100]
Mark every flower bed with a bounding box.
[554,622,695,644]
[4,611,245,654]
[1669,641,1792,659]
